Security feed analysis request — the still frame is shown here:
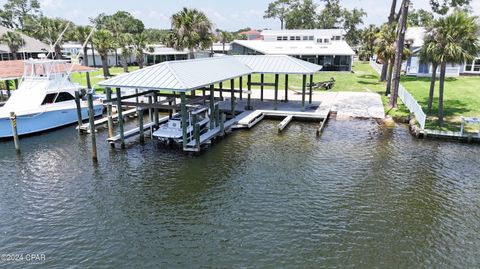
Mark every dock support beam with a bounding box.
[285,74,288,102]
[220,113,225,136]
[9,112,20,152]
[246,74,252,110]
[86,72,92,90]
[153,91,159,129]
[219,82,223,101]
[260,74,264,101]
[309,74,313,104]
[116,88,125,149]
[106,88,114,138]
[87,93,97,161]
[302,75,306,111]
[209,84,215,129]
[6,80,10,97]
[74,91,83,133]
[180,92,188,149]
[274,74,279,110]
[14,79,18,90]
[230,79,235,117]
[239,77,243,100]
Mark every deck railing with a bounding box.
[369,59,427,130]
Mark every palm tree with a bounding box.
[359,24,379,62]
[0,31,25,60]
[375,24,397,96]
[419,30,441,114]
[38,17,70,59]
[218,31,233,54]
[92,29,115,78]
[118,33,133,72]
[423,11,480,126]
[74,25,93,66]
[132,32,148,69]
[166,8,214,59]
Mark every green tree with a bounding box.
[358,24,379,61]
[73,25,93,66]
[165,8,214,59]
[0,0,40,30]
[217,31,234,54]
[118,33,133,72]
[264,0,290,30]
[419,29,441,114]
[284,0,317,29]
[317,0,343,28]
[422,11,480,125]
[408,9,435,27]
[92,29,115,78]
[0,31,25,60]
[429,0,471,15]
[35,17,71,59]
[342,8,366,46]
[132,32,148,69]
[143,28,169,44]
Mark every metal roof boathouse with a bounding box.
[99,55,322,151]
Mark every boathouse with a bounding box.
[98,55,323,152]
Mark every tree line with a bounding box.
[0,0,250,78]
[358,0,479,126]
[264,0,366,46]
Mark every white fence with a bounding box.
[369,59,427,130]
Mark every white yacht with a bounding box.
[153,106,210,144]
[0,59,103,138]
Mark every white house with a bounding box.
[404,27,480,77]
[230,29,355,71]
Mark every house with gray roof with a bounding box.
[0,25,49,60]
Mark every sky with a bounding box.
[1,0,480,31]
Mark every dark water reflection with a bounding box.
[0,119,479,268]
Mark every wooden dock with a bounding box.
[78,108,137,133]
[234,109,330,129]
[422,129,480,142]
[107,115,170,145]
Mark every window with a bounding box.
[277,36,282,41]
[466,61,473,71]
[55,92,75,103]
[324,38,329,43]
[42,93,57,105]
[282,36,288,41]
[309,36,314,41]
[317,39,323,43]
[303,36,309,40]
[474,59,480,72]
[290,36,295,40]
[295,36,301,41]
[334,36,341,40]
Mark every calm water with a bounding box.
[0,119,479,268]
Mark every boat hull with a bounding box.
[0,105,103,138]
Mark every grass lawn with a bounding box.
[401,75,480,131]
[70,62,479,131]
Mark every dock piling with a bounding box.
[138,107,144,143]
[180,92,188,148]
[274,74,279,110]
[153,91,159,129]
[302,75,307,111]
[6,80,11,97]
[219,82,223,101]
[230,79,235,117]
[220,112,225,136]
[9,112,20,152]
[260,74,264,101]
[74,91,83,133]
[209,84,215,129]
[106,88,114,138]
[246,74,252,110]
[116,88,125,149]
[309,74,313,104]
[87,93,97,161]
[239,76,243,100]
[285,74,289,102]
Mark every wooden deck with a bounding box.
[78,108,137,133]
[107,115,170,145]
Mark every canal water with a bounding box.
[0,119,479,268]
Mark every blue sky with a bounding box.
[2,0,480,30]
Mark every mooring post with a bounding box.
[230,79,235,117]
[220,112,225,136]
[192,113,198,146]
[302,75,307,111]
[138,106,144,143]
[14,79,18,90]
[9,112,20,152]
[153,91,159,129]
[219,82,223,101]
[309,74,313,104]
[274,74,279,110]
[86,72,92,90]
[194,123,200,149]
[6,79,11,97]
[116,88,125,149]
[87,93,97,161]
[239,77,243,100]
[106,87,114,138]
[246,74,252,110]
[168,99,173,119]
[74,91,83,132]
[209,84,215,129]
[260,74,264,101]
[285,74,289,102]
[214,103,220,127]
[180,92,188,148]
[148,95,153,123]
